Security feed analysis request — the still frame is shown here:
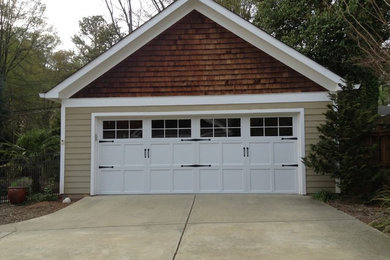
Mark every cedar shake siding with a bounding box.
[72,11,325,98]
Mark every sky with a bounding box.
[41,0,109,50]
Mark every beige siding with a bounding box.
[64,101,333,194]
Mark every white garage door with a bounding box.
[96,116,299,194]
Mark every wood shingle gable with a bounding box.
[72,11,325,98]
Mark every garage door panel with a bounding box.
[99,144,122,166]
[199,169,221,192]
[173,143,194,165]
[222,169,245,191]
[248,142,271,165]
[150,170,171,192]
[250,169,272,192]
[124,170,145,193]
[97,115,300,194]
[222,143,245,166]
[274,168,298,193]
[123,144,145,167]
[274,142,297,164]
[173,169,194,192]
[99,170,123,193]
[199,143,219,165]
[150,144,171,166]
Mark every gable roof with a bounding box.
[40,0,343,101]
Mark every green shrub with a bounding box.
[10,177,32,188]
[27,180,58,202]
[312,190,339,202]
[372,186,390,206]
[370,213,390,234]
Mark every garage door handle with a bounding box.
[243,147,249,157]
[144,149,150,158]
[181,164,211,167]
[99,166,114,169]
[181,138,211,142]
[282,164,298,167]
[99,140,114,143]
[281,137,297,140]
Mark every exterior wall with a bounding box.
[72,11,325,98]
[64,101,333,194]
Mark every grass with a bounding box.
[312,190,339,202]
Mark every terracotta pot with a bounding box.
[8,187,27,204]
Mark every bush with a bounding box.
[303,83,378,196]
[312,190,339,202]
[27,180,58,202]
[372,186,390,206]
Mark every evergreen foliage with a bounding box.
[303,83,378,195]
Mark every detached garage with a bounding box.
[41,0,343,195]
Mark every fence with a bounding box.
[369,129,390,167]
[0,154,60,204]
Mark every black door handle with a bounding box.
[246,147,249,157]
[282,164,298,167]
[99,140,114,143]
[99,166,114,169]
[181,164,211,167]
[147,149,150,158]
[281,137,297,140]
[181,138,211,142]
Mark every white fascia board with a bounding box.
[91,108,305,118]
[196,0,343,91]
[62,92,330,108]
[43,0,194,99]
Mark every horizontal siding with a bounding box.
[64,101,333,194]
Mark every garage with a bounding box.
[96,114,300,194]
[41,0,343,196]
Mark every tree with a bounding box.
[0,128,59,192]
[303,83,378,196]
[341,0,390,86]
[0,0,57,141]
[72,15,122,64]
[215,0,258,20]
[103,0,176,37]
[253,0,384,109]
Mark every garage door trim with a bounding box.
[90,108,306,195]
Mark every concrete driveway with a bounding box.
[0,195,389,260]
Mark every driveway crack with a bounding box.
[172,194,196,260]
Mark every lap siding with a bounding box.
[64,101,332,194]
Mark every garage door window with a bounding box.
[200,118,241,137]
[103,120,143,139]
[250,117,293,136]
[152,119,191,138]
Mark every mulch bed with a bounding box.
[328,199,390,235]
[0,200,72,225]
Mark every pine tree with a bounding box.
[303,83,377,195]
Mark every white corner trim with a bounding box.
[59,105,65,194]
[63,92,330,108]
[90,115,97,196]
[298,108,306,195]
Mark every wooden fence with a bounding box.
[369,129,390,167]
